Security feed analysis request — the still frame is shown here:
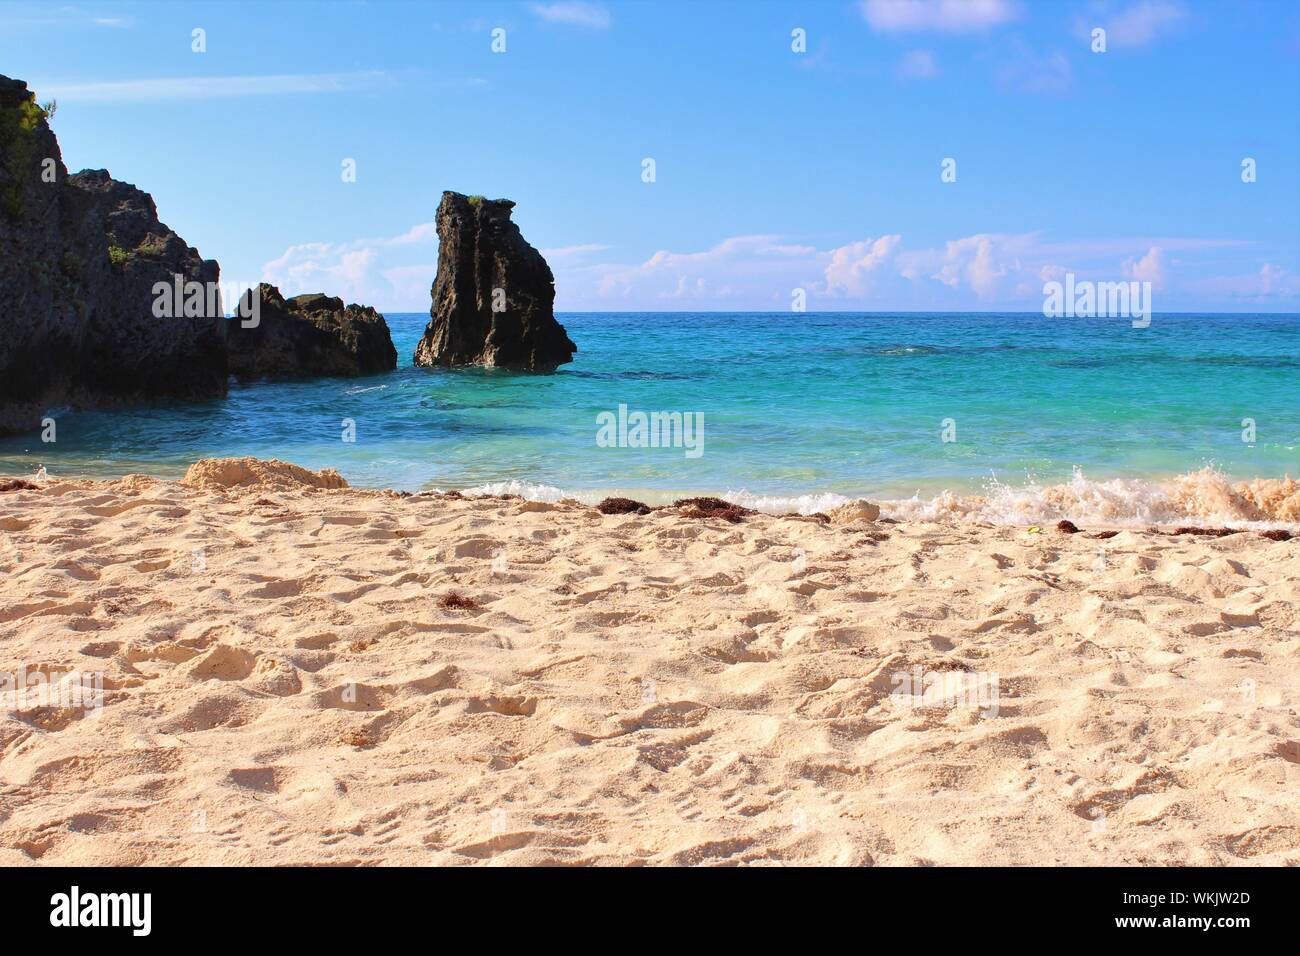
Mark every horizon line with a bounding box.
[371,309,1300,316]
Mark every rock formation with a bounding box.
[413,191,576,372]
[226,284,396,380]
[0,75,227,434]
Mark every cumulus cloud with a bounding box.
[824,236,904,294]
[528,2,611,29]
[556,232,1043,308]
[860,0,1017,34]
[926,234,1031,298]
[264,225,1291,313]
[1122,246,1166,289]
[556,230,1280,310]
[261,224,439,308]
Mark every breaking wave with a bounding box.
[460,467,1300,528]
[883,467,1300,528]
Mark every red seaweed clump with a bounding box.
[1056,520,1080,534]
[674,497,753,523]
[597,497,654,515]
[1260,529,1293,541]
[437,592,482,612]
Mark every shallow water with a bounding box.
[2,312,1296,520]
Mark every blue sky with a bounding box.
[3,0,1298,311]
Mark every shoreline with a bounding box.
[1,458,1297,865]
[2,460,1297,529]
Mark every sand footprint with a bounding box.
[181,644,258,682]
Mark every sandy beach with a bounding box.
[0,458,1296,866]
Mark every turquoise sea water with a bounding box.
[1,312,1297,510]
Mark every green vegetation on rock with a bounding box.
[0,93,51,220]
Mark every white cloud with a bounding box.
[555,230,1275,310]
[379,264,439,299]
[529,2,612,29]
[824,236,903,293]
[860,0,1017,34]
[581,235,816,305]
[32,71,396,103]
[557,232,1040,308]
[261,225,1293,313]
[388,223,439,245]
[924,234,1026,298]
[898,49,939,79]
[1122,246,1166,289]
[1182,263,1300,302]
[260,224,440,309]
[1101,1,1185,47]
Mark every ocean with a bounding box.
[2,312,1297,524]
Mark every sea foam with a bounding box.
[462,467,1300,528]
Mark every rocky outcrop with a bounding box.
[413,191,576,372]
[0,75,227,434]
[226,284,396,380]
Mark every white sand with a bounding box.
[1,459,1297,865]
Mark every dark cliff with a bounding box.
[0,75,226,434]
[413,191,575,372]
[227,284,397,380]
